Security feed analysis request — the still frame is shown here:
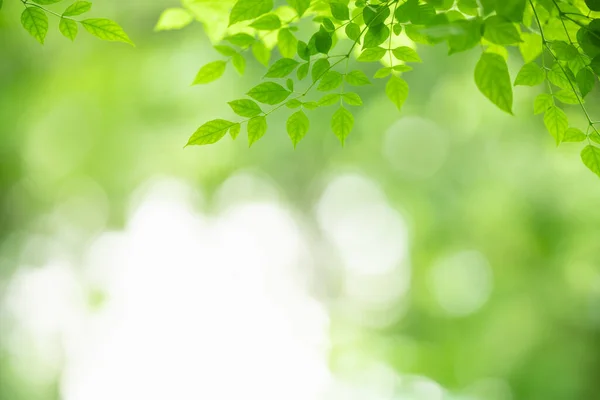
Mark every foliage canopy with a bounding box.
[7,0,600,178]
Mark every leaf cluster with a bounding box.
[9,0,132,45]
[158,0,600,178]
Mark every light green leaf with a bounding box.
[250,13,281,30]
[317,71,343,91]
[225,33,256,47]
[357,47,387,62]
[563,127,586,142]
[228,99,263,117]
[554,89,581,105]
[374,67,392,79]
[581,145,600,177]
[252,41,271,66]
[21,7,48,44]
[297,62,309,80]
[331,106,354,145]
[544,105,569,145]
[312,58,331,82]
[232,54,246,75]
[534,93,554,115]
[287,110,310,147]
[342,92,363,106]
[229,0,274,25]
[265,58,300,78]
[392,46,422,62]
[248,115,268,146]
[319,93,341,106]
[59,18,78,41]
[193,61,227,85]
[287,0,310,17]
[286,99,303,108]
[229,123,241,139]
[483,15,522,45]
[81,19,134,45]
[30,0,63,4]
[514,62,545,86]
[345,70,371,86]
[474,52,513,114]
[386,75,409,111]
[63,1,92,17]
[277,28,297,59]
[214,45,237,56]
[247,82,291,104]
[154,8,193,31]
[519,32,542,63]
[187,119,235,146]
[345,23,361,41]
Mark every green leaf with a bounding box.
[187,119,235,146]
[581,145,600,177]
[81,19,134,45]
[342,92,363,106]
[563,127,586,142]
[319,93,341,106]
[232,53,246,75]
[392,46,422,62]
[230,123,241,139]
[331,106,354,145]
[312,58,331,82]
[363,25,390,49]
[30,0,63,4]
[214,45,237,56]
[474,52,513,114]
[576,67,596,97]
[250,13,281,30]
[248,115,268,146]
[374,67,392,78]
[59,18,78,41]
[193,61,227,85]
[277,28,297,59]
[247,82,291,104]
[228,99,263,117]
[314,26,333,54]
[345,70,371,86]
[287,110,310,147]
[286,99,303,108]
[534,93,553,115]
[317,71,343,91]
[587,0,600,11]
[229,0,274,25]
[547,63,573,90]
[551,41,579,61]
[286,78,294,91]
[514,62,545,86]
[297,62,310,80]
[252,41,271,66]
[519,32,543,63]
[225,33,256,47]
[553,89,581,105]
[155,8,193,31]
[483,16,522,45]
[496,0,526,22]
[346,23,361,41]
[544,105,569,145]
[265,58,300,78]
[330,1,350,20]
[21,7,48,44]
[386,75,409,111]
[357,47,387,62]
[287,0,311,17]
[63,1,92,17]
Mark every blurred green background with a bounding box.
[2,1,600,399]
